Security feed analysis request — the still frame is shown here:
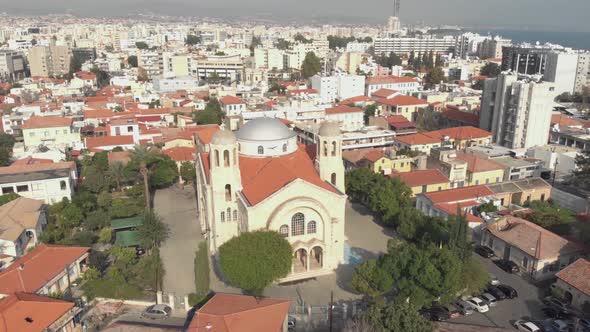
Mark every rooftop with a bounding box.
[0,162,75,185]
[0,197,45,242]
[21,116,73,130]
[556,258,590,296]
[390,169,449,188]
[85,136,134,149]
[422,185,495,204]
[0,292,75,332]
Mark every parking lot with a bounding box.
[452,255,549,329]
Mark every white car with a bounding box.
[514,320,541,332]
[467,297,489,313]
[480,293,497,307]
[550,320,570,332]
[489,275,500,286]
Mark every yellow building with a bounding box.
[195,119,346,283]
[21,116,81,149]
[394,126,492,155]
[455,153,505,186]
[389,169,450,197]
[343,148,414,175]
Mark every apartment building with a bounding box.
[193,55,244,82]
[477,37,511,59]
[310,74,365,104]
[254,48,285,70]
[21,116,81,150]
[0,50,27,81]
[574,53,590,94]
[28,45,72,77]
[374,36,456,55]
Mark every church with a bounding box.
[195,118,347,282]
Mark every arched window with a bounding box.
[214,150,220,167]
[227,208,231,220]
[225,184,231,201]
[258,145,264,154]
[331,141,337,156]
[291,213,305,236]
[233,209,238,221]
[331,173,337,186]
[279,225,289,237]
[223,150,230,167]
[282,143,287,152]
[323,141,328,156]
[307,221,317,234]
[220,211,225,222]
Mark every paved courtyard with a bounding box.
[155,185,202,297]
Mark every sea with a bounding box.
[469,29,590,51]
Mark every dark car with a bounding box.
[496,259,520,273]
[474,245,495,258]
[496,284,518,299]
[541,306,571,320]
[419,305,451,321]
[485,285,507,300]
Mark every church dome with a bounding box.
[211,129,237,145]
[235,118,296,142]
[319,121,341,137]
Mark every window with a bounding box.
[215,150,220,167]
[541,194,546,201]
[485,178,490,184]
[16,185,29,192]
[421,185,427,193]
[221,211,225,222]
[258,146,264,154]
[331,141,337,156]
[223,150,230,167]
[307,221,317,234]
[60,180,67,190]
[323,141,328,156]
[233,210,238,221]
[279,225,289,237]
[331,173,337,185]
[282,143,287,152]
[227,208,231,220]
[523,256,528,268]
[2,186,14,194]
[127,126,133,132]
[63,129,68,134]
[225,184,231,201]
[291,213,305,236]
[475,180,479,185]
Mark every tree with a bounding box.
[194,98,224,125]
[461,257,490,294]
[301,52,321,79]
[366,301,434,332]
[524,200,575,229]
[207,72,221,84]
[69,53,84,74]
[351,259,393,297]
[448,210,471,261]
[219,231,292,294]
[135,42,149,50]
[294,33,312,44]
[572,149,590,189]
[364,104,377,125]
[127,55,138,68]
[0,133,15,166]
[108,161,126,192]
[327,35,356,50]
[185,35,201,46]
[150,157,178,188]
[0,193,19,206]
[424,67,445,87]
[90,66,110,88]
[130,145,157,210]
[137,210,170,252]
[480,63,501,77]
[275,38,292,50]
[137,67,149,82]
[180,161,196,183]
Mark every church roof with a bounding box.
[235,118,296,142]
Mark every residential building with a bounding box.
[543,52,579,94]
[0,197,46,258]
[254,48,284,71]
[137,51,161,78]
[373,94,429,122]
[574,53,590,94]
[219,95,247,116]
[152,76,201,92]
[477,37,511,59]
[393,126,492,154]
[390,169,450,197]
[0,243,90,296]
[373,36,456,55]
[491,156,542,181]
[482,216,586,280]
[365,75,421,96]
[0,162,77,204]
[501,45,553,75]
[195,119,346,282]
[108,118,140,143]
[21,116,81,150]
[324,105,364,131]
[487,177,551,206]
[369,115,418,136]
[342,148,414,174]
[193,55,244,82]
[28,44,72,77]
[310,74,365,104]
[85,136,135,151]
[554,258,590,311]
[0,50,27,81]
[187,293,291,332]
[455,153,505,186]
[479,73,556,149]
[527,144,580,176]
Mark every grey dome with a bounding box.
[235,117,296,142]
[211,129,237,145]
[319,121,341,137]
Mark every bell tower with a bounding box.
[315,122,345,193]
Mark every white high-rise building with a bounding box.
[574,53,590,94]
[543,52,578,95]
[480,73,557,149]
[311,74,365,104]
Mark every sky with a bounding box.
[1,0,589,32]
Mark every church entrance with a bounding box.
[310,246,323,270]
[293,249,308,273]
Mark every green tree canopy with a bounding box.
[301,52,321,79]
[294,33,312,44]
[180,161,196,183]
[365,301,434,332]
[375,52,402,68]
[523,200,575,229]
[0,133,15,166]
[480,63,501,77]
[219,231,292,294]
[135,41,149,50]
[275,38,292,50]
[185,35,201,46]
[193,98,224,125]
[364,104,377,125]
[424,67,446,87]
[137,210,170,251]
[127,55,138,68]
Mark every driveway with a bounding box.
[155,186,202,297]
[452,255,548,329]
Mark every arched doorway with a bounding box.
[310,246,323,270]
[293,249,308,273]
[563,291,573,304]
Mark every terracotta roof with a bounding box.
[21,116,72,130]
[84,109,115,119]
[75,71,97,80]
[371,88,398,99]
[0,197,44,242]
[219,96,246,105]
[367,75,419,85]
[1,161,75,175]
[455,153,504,173]
[375,95,428,107]
[425,126,491,141]
[0,292,75,332]
[422,185,495,204]
[239,144,342,205]
[385,115,416,129]
[187,293,291,332]
[390,169,449,187]
[395,133,440,146]
[163,147,196,162]
[0,244,89,294]
[551,114,583,127]
[362,150,386,163]
[485,216,585,260]
[85,136,134,149]
[325,105,363,115]
[440,109,479,126]
[11,158,53,166]
[288,88,318,95]
[556,258,590,296]
[434,202,485,223]
[194,125,221,145]
[339,95,372,105]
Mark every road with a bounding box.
[155,185,202,298]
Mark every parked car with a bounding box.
[514,320,541,332]
[489,274,500,286]
[475,245,495,258]
[495,284,518,299]
[549,319,570,332]
[479,293,497,307]
[543,297,571,314]
[542,306,572,320]
[467,297,489,313]
[454,300,475,315]
[496,259,520,273]
[535,320,560,332]
[579,318,590,331]
[486,285,508,300]
[141,304,172,320]
[419,305,451,321]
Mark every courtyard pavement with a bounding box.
[155,185,202,297]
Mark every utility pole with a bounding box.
[329,291,334,332]
[552,157,559,186]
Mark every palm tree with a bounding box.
[108,161,125,192]
[130,145,155,210]
[137,210,170,252]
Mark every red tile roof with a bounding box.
[219,95,246,105]
[389,169,449,187]
[0,292,75,332]
[426,126,491,141]
[85,136,134,149]
[187,293,290,332]
[367,75,419,85]
[455,153,504,173]
[556,258,590,296]
[325,105,363,115]
[163,147,196,161]
[395,133,440,146]
[435,202,485,223]
[551,114,583,127]
[362,150,386,162]
[194,125,221,145]
[288,88,318,95]
[11,158,53,166]
[0,244,89,294]
[385,115,416,129]
[84,109,115,119]
[339,95,372,105]
[440,109,479,126]
[21,116,72,130]
[75,71,97,80]
[371,88,398,98]
[375,95,428,107]
[423,185,495,204]
[1,161,75,175]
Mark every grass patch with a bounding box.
[82,279,143,300]
[191,241,210,306]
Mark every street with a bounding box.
[155,185,202,298]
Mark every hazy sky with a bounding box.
[1,0,589,32]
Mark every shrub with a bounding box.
[83,267,101,281]
[194,241,210,304]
